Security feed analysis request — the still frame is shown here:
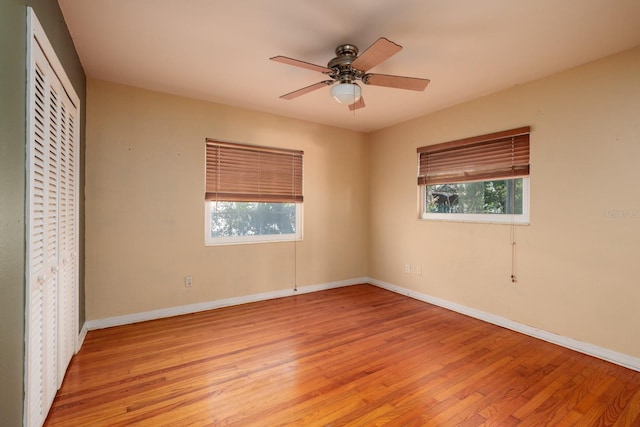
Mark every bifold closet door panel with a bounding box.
[56,92,78,386]
[27,42,62,426]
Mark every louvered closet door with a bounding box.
[57,91,78,385]
[26,55,48,426]
[27,41,60,427]
[26,11,79,427]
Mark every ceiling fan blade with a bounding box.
[363,74,430,91]
[351,37,402,72]
[270,56,332,74]
[349,97,366,111]
[280,80,333,100]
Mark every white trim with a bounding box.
[28,8,79,109]
[85,277,367,330]
[83,276,640,371]
[76,323,88,353]
[368,278,640,372]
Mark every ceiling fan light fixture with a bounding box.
[330,83,361,104]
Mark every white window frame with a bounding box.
[205,202,303,246]
[420,177,530,224]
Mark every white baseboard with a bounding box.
[81,277,640,372]
[368,278,640,372]
[76,322,88,352]
[85,277,368,331]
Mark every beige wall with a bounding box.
[368,46,640,358]
[87,47,640,359]
[86,79,368,320]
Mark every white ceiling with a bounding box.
[58,0,640,133]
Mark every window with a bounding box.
[417,127,530,224]
[205,139,303,244]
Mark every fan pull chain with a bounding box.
[293,238,298,292]
[510,230,517,283]
[510,143,517,283]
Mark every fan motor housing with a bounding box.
[328,44,362,83]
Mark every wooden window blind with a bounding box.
[417,126,530,185]
[205,139,303,203]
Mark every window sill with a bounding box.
[419,215,529,225]
[205,236,302,246]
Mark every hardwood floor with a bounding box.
[45,284,640,426]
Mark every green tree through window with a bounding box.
[426,179,523,215]
[210,202,296,237]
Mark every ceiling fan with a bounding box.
[270,37,430,111]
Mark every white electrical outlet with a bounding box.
[185,276,192,287]
[416,266,422,276]
[404,264,411,274]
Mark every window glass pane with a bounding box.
[210,202,297,238]
[426,178,523,215]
